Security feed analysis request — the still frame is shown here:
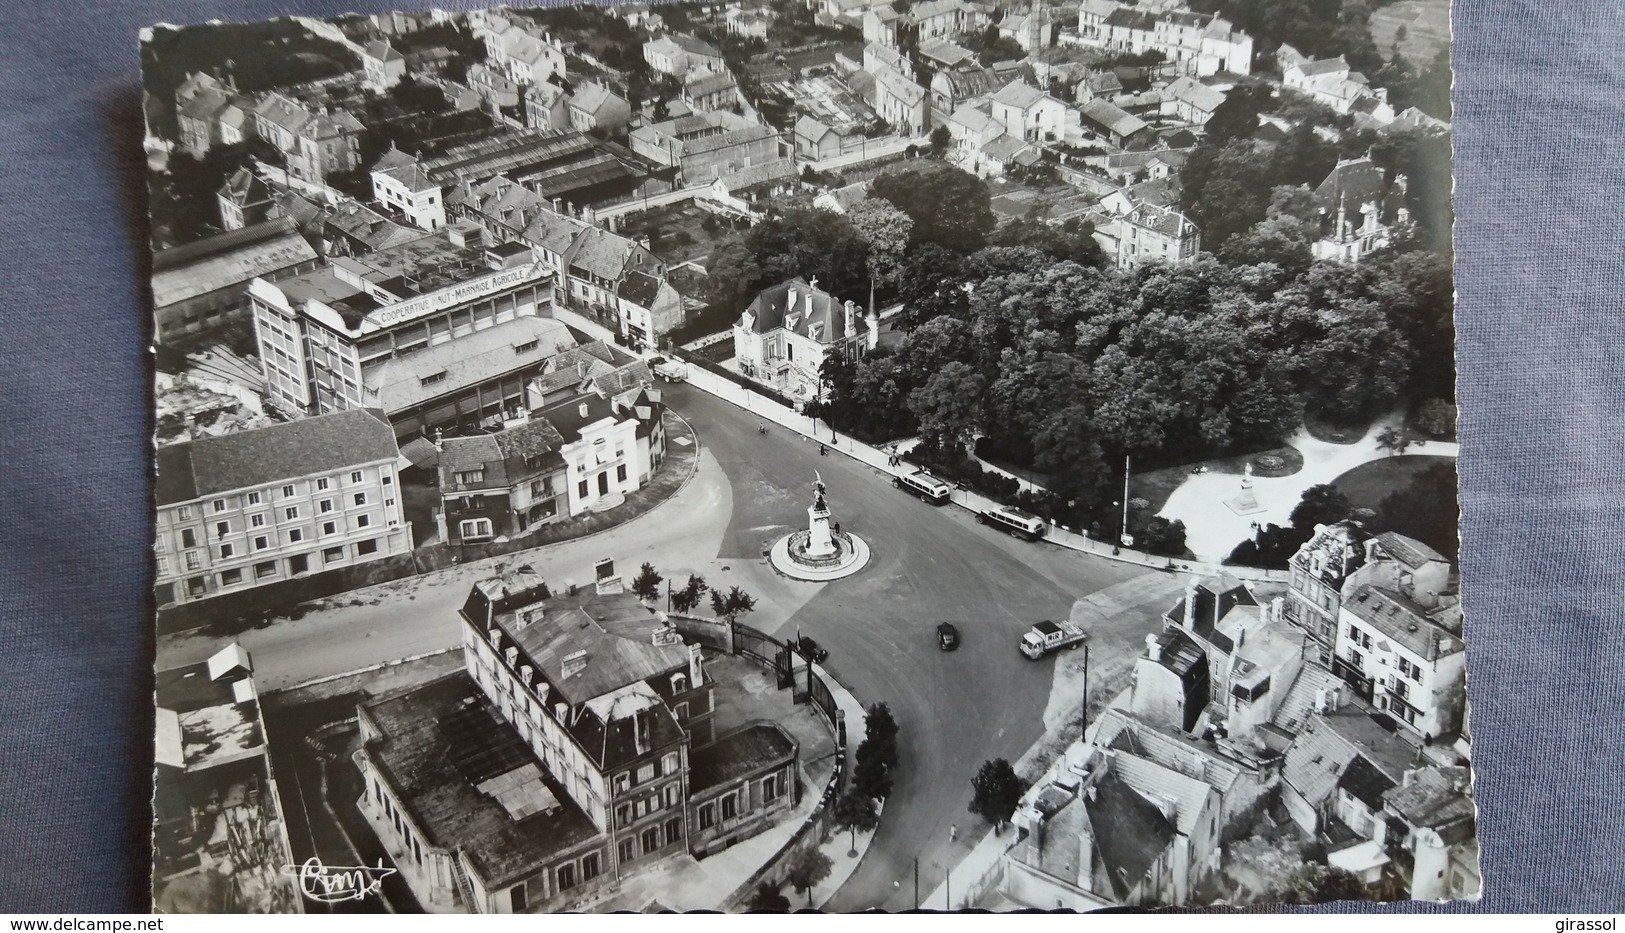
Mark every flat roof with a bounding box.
[363,672,601,888]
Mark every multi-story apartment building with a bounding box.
[1078,2,1253,76]
[153,408,411,607]
[1333,567,1465,740]
[1285,526,1449,663]
[252,93,365,184]
[1284,520,1376,662]
[353,569,798,912]
[247,222,555,427]
[436,388,666,545]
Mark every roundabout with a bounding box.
[766,471,872,581]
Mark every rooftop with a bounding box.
[151,217,319,309]
[1343,585,1465,660]
[361,673,601,888]
[369,316,577,413]
[688,723,798,792]
[155,409,398,506]
[743,277,858,344]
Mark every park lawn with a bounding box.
[1329,454,1455,512]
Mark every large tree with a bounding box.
[833,791,880,856]
[784,848,833,908]
[744,206,870,300]
[848,198,915,302]
[968,758,1026,832]
[870,162,997,253]
[909,362,986,450]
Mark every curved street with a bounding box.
[154,380,1189,912]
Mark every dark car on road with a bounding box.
[937,622,960,651]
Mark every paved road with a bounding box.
[659,383,1168,912]
[156,379,1185,913]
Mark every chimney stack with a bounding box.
[1145,632,1161,662]
[1184,581,1199,630]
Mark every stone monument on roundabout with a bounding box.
[768,471,871,581]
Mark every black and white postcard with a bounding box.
[142,0,1470,912]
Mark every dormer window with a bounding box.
[671,672,688,693]
[420,371,447,387]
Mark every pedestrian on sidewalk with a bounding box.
[949,824,958,843]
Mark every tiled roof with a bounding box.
[1093,708,1245,795]
[1385,766,1474,830]
[685,70,738,97]
[992,79,1046,109]
[980,133,1030,162]
[564,225,643,281]
[571,80,624,117]
[155,408,398,505]
[1343,585,1464,660]
[1292,56,1349,78]
[795,114,835,141]
[1281,715,1361,806]
[363,40,404,63]
[671,33,725,58]
[1126,201,1198,239]
[1109,751,1215,836]
[874,64,927,107]
[689,723,797,791]
[618,270,666,308]
[719,158,799,191]
[744,277,855,344]
[1080,98,1148,137]
[1315,157,1390,211]
[1104,7,1156,29]
[1271,664,1348,735]
[521,207,592,256]
[919,40,975,68]
[1085,771,1177,900]
[507,589,690,707]
[1165,76,1226,113]
[1373,531,1447,569]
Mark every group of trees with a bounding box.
[746,703,898,912]
[630,565,760,622]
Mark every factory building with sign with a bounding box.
[248,221,561,436]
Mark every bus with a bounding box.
[976,505,1047,541]
[891,469,952,505]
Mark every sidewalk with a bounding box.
[921,688,1134,911]
[678,363,1289,584]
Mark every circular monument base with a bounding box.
[768,529,871,581]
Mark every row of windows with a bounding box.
[695,775,780,830]
[169,540,385,599]
[170,474,390,522]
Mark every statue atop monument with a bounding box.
[812,471,828,513]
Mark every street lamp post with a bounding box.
[1119,455,1133,550]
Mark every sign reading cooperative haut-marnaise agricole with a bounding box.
[364,263,546,330]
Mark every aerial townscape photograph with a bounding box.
[139,0,1467,913]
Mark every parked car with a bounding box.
[937,622,960,651]
[796,635,829,664]
[650,356,689,382]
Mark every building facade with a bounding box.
[732,278,877,402]
[153,409,411,607]
[247,224,555,425]
[370,147,447,230]
[353,569,798,912]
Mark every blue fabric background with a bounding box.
[0,0,1619,913]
